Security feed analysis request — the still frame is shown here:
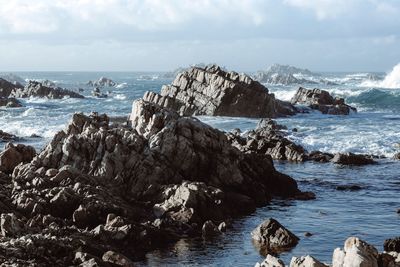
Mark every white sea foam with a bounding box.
[113,94,126,100]
[361,63,400,89]
[115,82,128,89]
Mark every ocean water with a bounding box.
[1,66,400,266]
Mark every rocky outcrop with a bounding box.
[251,218,300,254]
[0,130,18,142]
[291,87,356,115]
[332,237,379,267]
[10,80,84,99]
[0,73,26,87]
[143,64,296,118]
[331,153,375,165]
[0,100,307,265]
[0,78,22,97]
[0,143,36,174]
[87,77,117,87]
[0,97,22,108]
[384,237,400,253]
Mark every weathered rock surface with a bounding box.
[0,100,306,265]
[255,254,285,267]
[0,97,23,108]
[87,77,117,87]
[251,218,300,254]
[290,255,328,267]
[10,80,84,99]
[0,143,36,174]
[384,237,400,253]
[331,153,375,165]
[143,64,296,118]
[291,87,356,115]
[332,237,379,267]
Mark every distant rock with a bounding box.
[291,87,357,115]
[0,97,23,108]
[87,77,117,87]
[0,78,22,98]
[251,218,299,254]
[331,153,375,165]
[254,64,319,85]
[10,81,84,99]
[143,64,296,118]
[0,73,26,87]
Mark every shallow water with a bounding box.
[1,70,400,266]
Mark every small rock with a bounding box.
[290,255,327,267]
[102,250,135,267]
[256,254,285,267]
[304,232,313,237]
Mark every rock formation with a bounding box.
[0,143,36,174]
[291,87,356,115]
[142,64,297,118]
[0,97,22,108]
[87,77,117,87]
[10,80,84,99]
[251,218,300,254]
[0,100,308,265]
[331,153,375,165]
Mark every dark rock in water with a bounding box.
[0,97,23,108]
[251,218,299,254]
[142,64,296,118]
[92,87,108,98]
[291,87,356,115]
[10,80,84,99]
[0,78,22,97]
[87,77,117,87]
[0,100,305,265]
[202,220,221,238]
[0,143,36,174]
[0,130,18,142]
[228,118,307,162]
[336,184,363,191]
[304,232,313,237]
[384,237,400,253]
[331,153,375,165]
[393,153,400,160]
[308,151,334,163]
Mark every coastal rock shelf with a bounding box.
[143,64,297,118]
[0,99,309,265]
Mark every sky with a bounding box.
[0,0,399,72]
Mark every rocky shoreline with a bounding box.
[0,64,397,266]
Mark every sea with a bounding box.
[1,64,400,266]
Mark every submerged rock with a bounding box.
[10,80,84,99]
[331,153,375,165]
[291,87,356,115]
[143,64,296,118]
[251,218,299,254]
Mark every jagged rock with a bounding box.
[10,80,84,99]
[0,213,23,237]
[0,97,23,108]
[332,237,379,267]
[0,78,22,97]
[102,250,135,266]
[255,254,285,267]
[143,64,296,118]
[0,143,36,173]
[384,237,400,253]
[290,255,328,267]
[251,218,299,254]
[87,77,117,87]
[291,87,356,115]
[202,220,221,238]
[0,130,18,142]
[331,153,375,165]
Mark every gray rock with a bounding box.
[10,80,84,99]
[251,218,299,254]
[142,64,296,118]
[290,256,328,267]
[291,87,356,115]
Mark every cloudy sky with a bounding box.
[0,0,399,72]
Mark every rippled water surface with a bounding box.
[1,70,400,266]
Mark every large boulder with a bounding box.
[291,87,356,115]
[251,218,300,254]
[10,80,84,99]
[332,237,379,267]
[0,143,36,173]
[142,64,296,118]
